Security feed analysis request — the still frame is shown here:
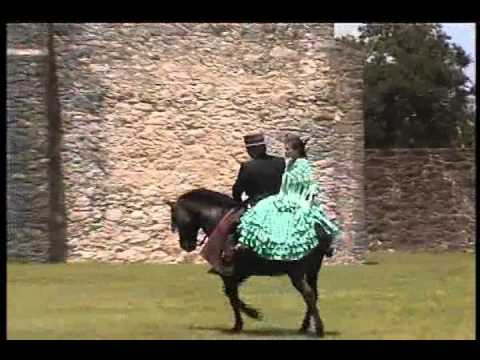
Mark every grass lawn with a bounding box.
[7,251,475,340]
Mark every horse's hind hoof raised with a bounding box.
[252,310,263,321]
[243,307,263,320]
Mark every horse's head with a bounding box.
[167,199,199,252]
[168,189,239,253]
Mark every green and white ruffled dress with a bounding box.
[237,158,340,260]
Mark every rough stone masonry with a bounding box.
[365,149,475,252]
[7,23,366,264]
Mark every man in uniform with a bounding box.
[232,133,286,207]
[203,133,285,275]
[212,133,286,275]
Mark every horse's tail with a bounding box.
[166,200,177,233]
[306,246,324,275]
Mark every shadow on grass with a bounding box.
[363,261,380,265]
[189,325,341,338]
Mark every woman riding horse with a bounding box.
[236,134,340,262]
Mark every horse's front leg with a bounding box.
[299,306,311,333]
[222,277,243,332]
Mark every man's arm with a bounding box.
[232,163,246,202]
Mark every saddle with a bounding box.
[203,200,334,276]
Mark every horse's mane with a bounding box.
[178,188,239,209]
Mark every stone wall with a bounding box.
[7,23,365,264]
[330,42,367,261]
[7,24,50,261]
[52,23,357,263]
[365,149,475,251]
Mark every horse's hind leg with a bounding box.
[288,270,324,338]
[304,254,323,332]
[223,277,243,332]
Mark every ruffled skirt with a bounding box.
[237,194,340,260]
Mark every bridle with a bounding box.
[197,232,209,247]
[196,227,210,247]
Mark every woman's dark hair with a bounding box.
[285,134,308,158]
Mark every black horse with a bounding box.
[167,188,333,337]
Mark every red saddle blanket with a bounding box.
[200,208,244,270]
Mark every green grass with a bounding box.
[7,251,475,340]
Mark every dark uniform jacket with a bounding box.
[232,154,286,207]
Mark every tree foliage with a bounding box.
[341,23,475,148]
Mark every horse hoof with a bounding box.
[230,327,242,333]
[315,329,325,338]
[298,327,309,334]
[254,311,263,321]
[244,308,262,320]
